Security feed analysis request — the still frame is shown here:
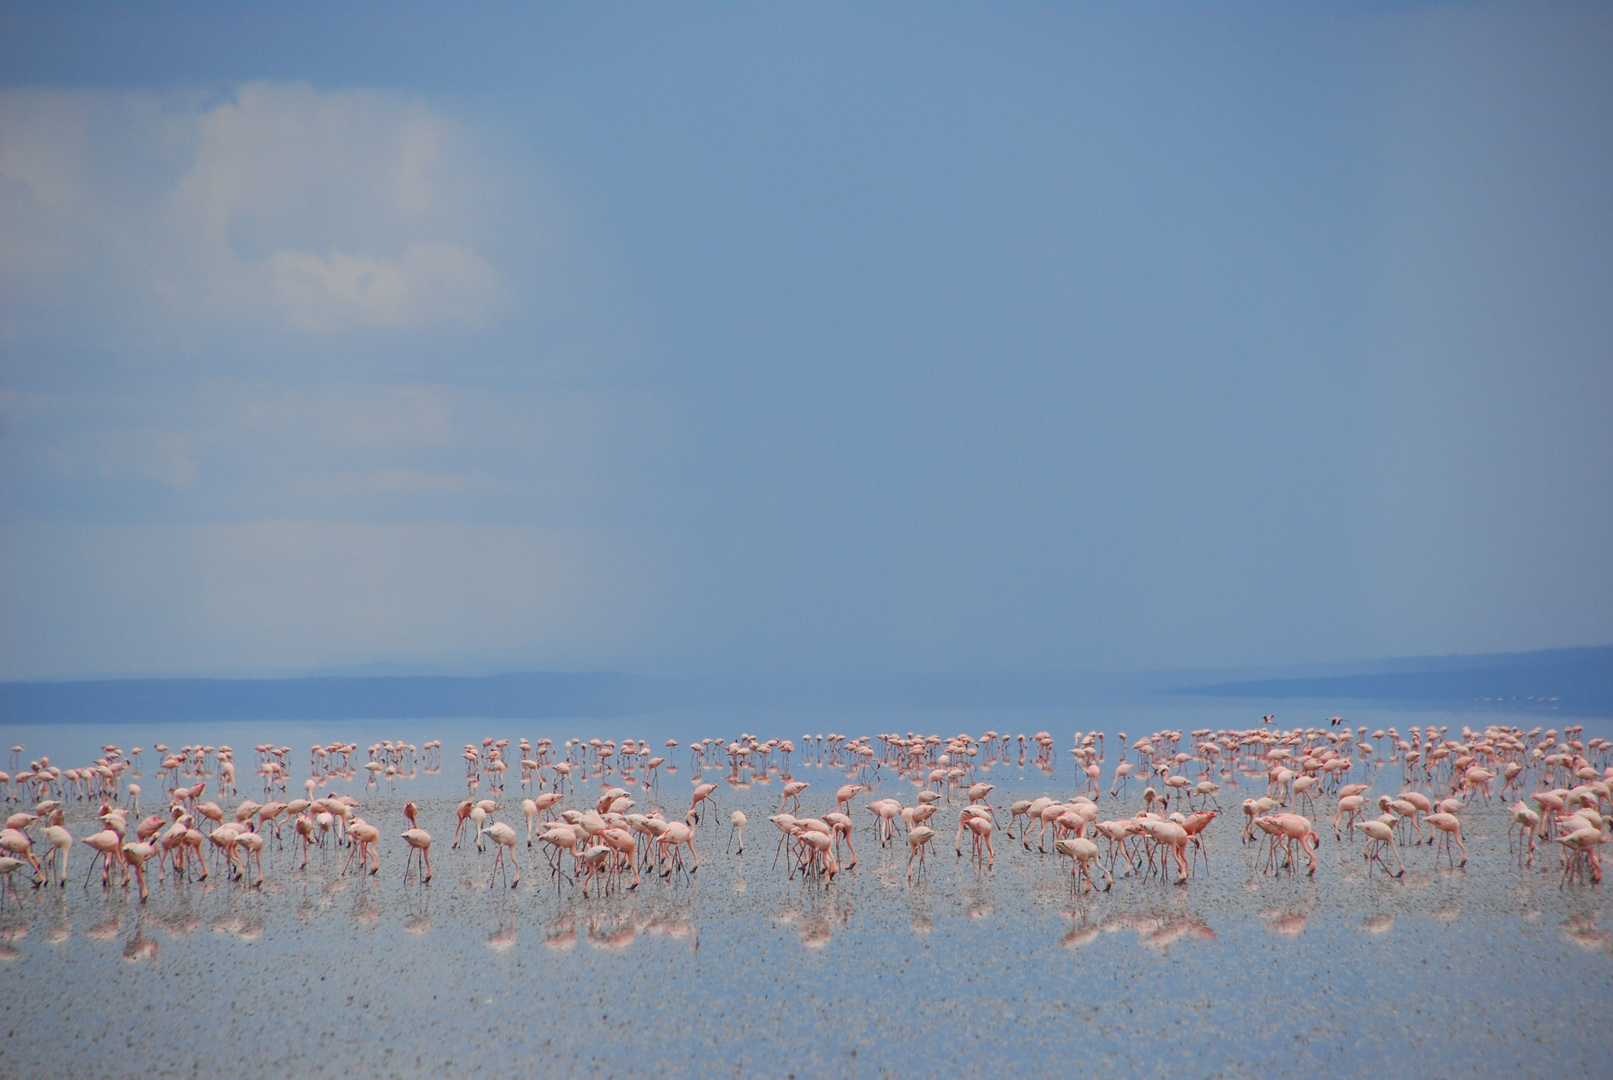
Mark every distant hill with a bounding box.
[0,671,678,725]
[1,646,1606,724]
[1173,645,1611,717]
[0,668,1151,725]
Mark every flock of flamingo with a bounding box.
[0,719,1607,913]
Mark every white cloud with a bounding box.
[3,380,666,520]
[269,241,500,331]
[0,82,505,335]
[0,374,680,676]
[0,520,672,678]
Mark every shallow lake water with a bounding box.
[2,706,1609,1079]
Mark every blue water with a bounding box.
[1,705,1608,1078]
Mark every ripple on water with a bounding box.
[2,713,1609,1079]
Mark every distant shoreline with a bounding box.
[1175,643,1609,718]
[1,646,1607,724]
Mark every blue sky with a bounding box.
[0,3,1609,679]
